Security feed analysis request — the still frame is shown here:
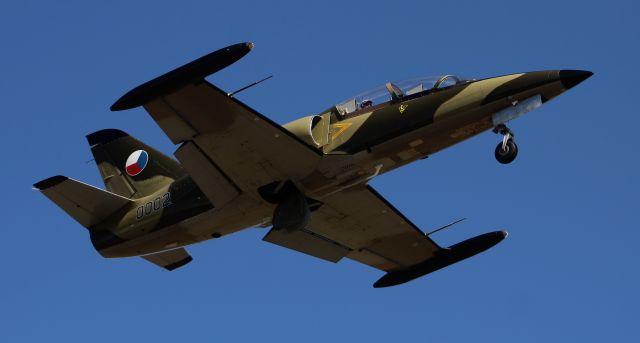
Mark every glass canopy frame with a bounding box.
[334,75,467,117]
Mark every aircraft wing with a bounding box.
[111,43,322,209]
[144,81,321,192]
[264,185,443,272]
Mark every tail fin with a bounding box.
[86,129,184,199]
[33,175,133,229]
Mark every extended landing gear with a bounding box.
[493,124,518,164]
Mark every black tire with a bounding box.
[495,139,518,164]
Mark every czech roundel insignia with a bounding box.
[125,150,148,176]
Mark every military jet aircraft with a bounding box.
[34,42,592,287]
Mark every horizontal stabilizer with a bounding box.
[34,175,132,229]
[142,248,192,271]
[111,42,254,111]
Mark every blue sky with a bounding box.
[2,0,638,341]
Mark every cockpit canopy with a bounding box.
[335,75,467,116]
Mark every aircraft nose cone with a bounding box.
[559,70,593,90]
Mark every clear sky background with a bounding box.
[2,0,638,341]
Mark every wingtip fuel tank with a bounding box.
[373,230,508,288]
[110,42,253,111]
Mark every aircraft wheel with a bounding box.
[495,139,518,164]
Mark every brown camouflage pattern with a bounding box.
[35,43,591,277]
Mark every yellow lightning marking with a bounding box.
[330,122,352,140]
[399,104,408,114]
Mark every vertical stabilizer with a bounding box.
[86,129,184,199]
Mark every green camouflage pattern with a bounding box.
[34,43,592,278]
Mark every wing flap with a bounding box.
[141,248,192,271]
[263,228,351,263]
[34,175,132,228]
[174,141,240,209]
[348,248,401,271]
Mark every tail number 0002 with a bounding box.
[136,192,172,219]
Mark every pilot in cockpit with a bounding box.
[360,100,373,109]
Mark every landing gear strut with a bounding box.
[493,124,518,164]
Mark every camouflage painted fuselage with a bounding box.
[89,69,589,258]
[295,70,587,197]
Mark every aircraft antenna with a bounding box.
[228,75,273,97]
[425,218,466,236]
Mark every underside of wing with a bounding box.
[318,185,442,272]
[262,185,508,287]
[143,81,322,194]
[111,43,322,209]
[263,185,442,272]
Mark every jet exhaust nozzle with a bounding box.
[373,230,508,288]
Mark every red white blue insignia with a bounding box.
[125,150,148,176]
